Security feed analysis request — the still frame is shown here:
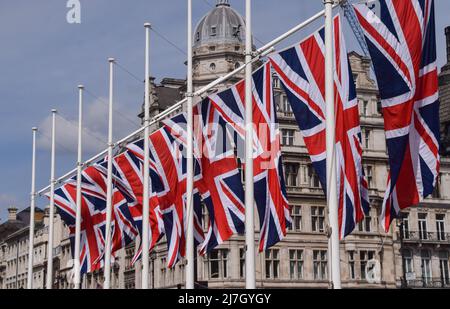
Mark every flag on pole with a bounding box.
[53,165,138,273]
[269,14,370,238]
[208,62,291,251]
[163,101,246,255]
[143,126,204,268]
[353,0,440,231]
[96,149,165,264]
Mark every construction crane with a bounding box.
[339,0,371,56]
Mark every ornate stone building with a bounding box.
[439,26,450,155]
[1,0,450,289]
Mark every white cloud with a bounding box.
[37,97,140,155]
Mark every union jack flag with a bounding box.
[53,165,138,273]
[163,101,246,255]
[208,62,291,251]
[354,0,440,231]
[96,149,165,264]
[269,15,370,238]
[141,126,204,268]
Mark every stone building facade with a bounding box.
[1,0,450,289]
[439,26,450,155]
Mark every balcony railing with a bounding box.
[405,278,450,289]
[399,231,450,244]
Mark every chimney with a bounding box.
[8,207,18,221]
[446,26,450,64]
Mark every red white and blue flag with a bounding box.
[163,101,246,255]
[141,126,204,268]
[53,165,138,273]
[96,149,165,264]
[208,62,291,251]
[269,15,370,238]
[354,0,440,231]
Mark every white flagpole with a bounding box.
[27,127,38,289]
[74,85,84,289]
[185,0,195,290]
[46,109,57,289]
[244,0,256,289]
[324,0,341,289]
[104,58,115,289]
[142,22,152,290]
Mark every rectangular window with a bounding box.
[439,251,450,285]
[402,214,410,239]
[289,249,304,280]
[311,207,325,233]
[421,250,432,285]
[205,249,229,279]
[309,166,321,188]
[281,129,295,146]
[289,206,302,232]
[363,100,369,116]
[363,129,371,149]
[358,215,371,232]
[403,250,414,275]
[418,213,428,240]
[313,250,328,280]
[365,165,373,188]
[265,249,280,279]
[360,251,375,280]
[211,26,217,36]
[285,163,298,187]
[348,251,356,280]
[436,214,446,241]
[239,248,245,279]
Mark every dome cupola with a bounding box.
[193,0,248,48]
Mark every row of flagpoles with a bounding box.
[27,0,341,289]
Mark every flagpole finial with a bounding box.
[78,84,84,89]
[51,109,57,114]
[108,57,115,63]
[32,127,38,131]
[144,22,152,28]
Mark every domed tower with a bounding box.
[193,0,252,90]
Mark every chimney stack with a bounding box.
[8,207,18,221]
[446,26,450,64]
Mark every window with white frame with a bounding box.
[439,251,450,285]
[311,206,325,233]
[418,213,428,240]
[402,213,410,239]
[204,249,229,279]
[313,250,328,280]
[421,250,432,284]
[289,249,304,280]
[289,205,302,231]
[403,249,414,277]
[362,100,369,116]
[281,129,295,146]
[265,249,280,279]
[436,214,446,241]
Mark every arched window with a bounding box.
[235,62,240,69]
[210,63,216,71]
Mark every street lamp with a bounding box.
[396,212,408,289]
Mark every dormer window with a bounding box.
[211,26,217,36]
[196,32,200,41]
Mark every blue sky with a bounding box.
[0,0,449,223]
